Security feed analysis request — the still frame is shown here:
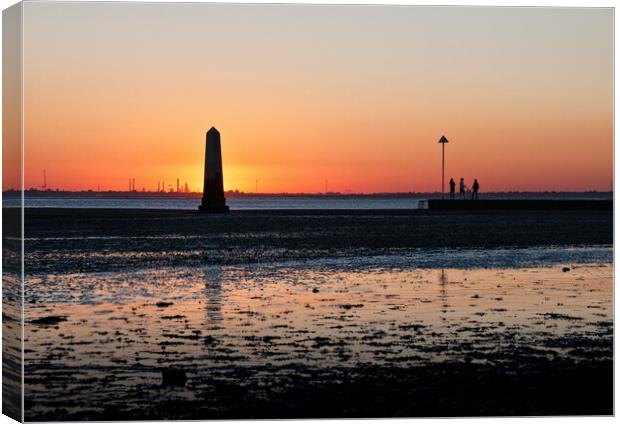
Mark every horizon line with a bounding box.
[4,188,613,196]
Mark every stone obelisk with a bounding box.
[199,127,229,213]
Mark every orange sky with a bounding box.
[13,3,613,193]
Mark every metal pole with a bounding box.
[441,143,445,199]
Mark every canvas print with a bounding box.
[2,2,613,421]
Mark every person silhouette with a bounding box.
[472,179,480,200]
[459,178,466,199]
[449,178,456,200]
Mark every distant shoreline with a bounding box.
[2,189,613,200]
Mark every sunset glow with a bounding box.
[16,4,613,193]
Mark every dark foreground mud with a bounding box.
[26,357,613,420]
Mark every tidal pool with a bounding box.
[23,251,612,419]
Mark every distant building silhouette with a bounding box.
[199,127,229,213]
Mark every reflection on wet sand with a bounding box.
[23,254,612,419]
[204,266,223,323]
[438,269,448,318]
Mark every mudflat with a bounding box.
[15,208,613,419]
[21,208,612,273]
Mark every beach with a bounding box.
[21,208,612,272]
[18,208,613,419]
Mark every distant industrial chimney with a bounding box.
[199,127,229,213]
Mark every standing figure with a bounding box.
[449,178,456,200]
[459,178,466,199]
[472,179,480,200]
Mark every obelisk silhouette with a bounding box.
[199,127,229,213]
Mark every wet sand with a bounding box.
[20,208,612,273]
[16,208,614,419]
